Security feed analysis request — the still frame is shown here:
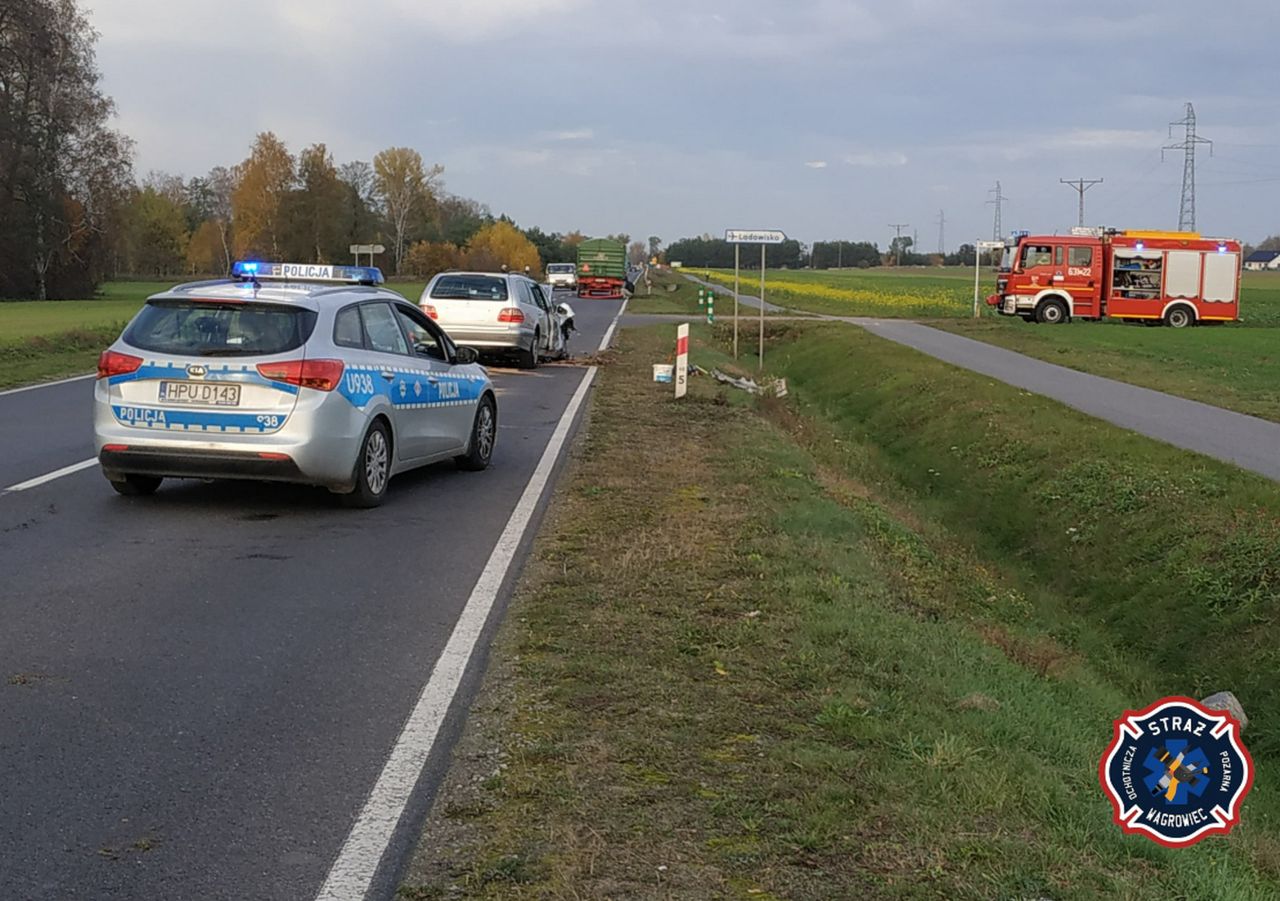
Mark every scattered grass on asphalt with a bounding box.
[401,320,1280,899]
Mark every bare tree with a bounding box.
[372,147,443,274]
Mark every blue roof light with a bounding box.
[231,261,384,285]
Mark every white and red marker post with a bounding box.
[674,323,689,398]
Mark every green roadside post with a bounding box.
[696,288,704,308]
[707,291,714,324]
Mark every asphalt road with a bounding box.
[0,291,623,900]
[853,319,1280,483]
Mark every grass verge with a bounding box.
[400,321,1280,899]
[931,317,1280,423]
[0,326,124,389]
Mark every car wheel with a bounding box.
[340,420,391,508]
[1164,306,1194,329]
[1036,298,1068,324]
[109,474,162,496]
[518,332,539,370]
[456,396,497,471]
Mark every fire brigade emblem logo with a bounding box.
[1099,696,1252,847]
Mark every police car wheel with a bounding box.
[109,474,162,496]
[341,421,391,508]
[456,396,497,472]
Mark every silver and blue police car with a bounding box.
[94,262,497,507]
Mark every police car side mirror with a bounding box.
[455,346,480,365]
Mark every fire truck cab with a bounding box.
[987,229,1241,327]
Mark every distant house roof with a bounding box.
[1244,250,1280,264]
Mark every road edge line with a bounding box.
[315,299,626,900]
[597,296,628,351]
[0,372,94,398]
[4,457,98,493]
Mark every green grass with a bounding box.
[401,320,1280,899]
[934,317,1280,422]
[625,267,707,314]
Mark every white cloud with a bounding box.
[804,160,828,169]
[545,129,595,142]
[843,151,908,168]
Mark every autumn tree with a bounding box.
[647,235,662,260]
[404,240,463,279]
[0,0,133,298]
[628,240,647,265]
[231,132,294,258]
[464,221,541,275]
[186,220,224,274]
[373,147,443,274]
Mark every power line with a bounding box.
[888,223,910,267]
[985,182,1004,240]
[1163,102,1212,231]
[1059,177,1103,228]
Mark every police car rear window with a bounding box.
[430,275,508,301]
[123,300,318,356]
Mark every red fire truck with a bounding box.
[986,229,1241,327]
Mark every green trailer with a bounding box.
[576,238,627,298]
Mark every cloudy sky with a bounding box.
[90,0,1280,250]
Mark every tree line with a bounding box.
[0,0,624,299]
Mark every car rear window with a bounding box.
[123,300,317,356]
[430,274,508,301]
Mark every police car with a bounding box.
[94,262,497,507]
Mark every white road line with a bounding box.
[0,373,94,398]
[316,368,597,900]
[597,297,628,351]
[4,458,98,493]
[315,299,628,901]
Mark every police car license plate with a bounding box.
[158,381,241,406]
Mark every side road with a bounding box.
[680,274,1280,483]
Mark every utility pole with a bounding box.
[986,181,1004,241]
[888,223,910,267]
[936,209,946,256]
[1163,102,1212,232]
[1059,177,1103,228]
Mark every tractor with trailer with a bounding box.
[575,238,627,299]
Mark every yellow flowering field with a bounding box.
[702,268,988,318]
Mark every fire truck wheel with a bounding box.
[1164,306,1194,329]
[1035,298,1068,325]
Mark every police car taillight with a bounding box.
[97,350,143,379]
[497,307,524,323]
[256,359,345,392]
[421,303,438,320]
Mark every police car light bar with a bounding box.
[232,261,385,285]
